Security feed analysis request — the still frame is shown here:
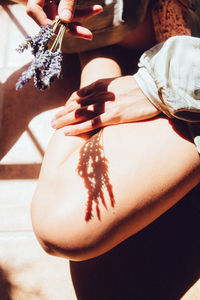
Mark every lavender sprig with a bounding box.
[42,50,63,87]
[16,17,67,91]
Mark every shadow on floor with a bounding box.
[0,53,81,161]
[0,163,41,179]
[0,266,12,300]
[70,185,200,300]
[0,264,48,300]
[0,45,140,180]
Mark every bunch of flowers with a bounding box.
[16,17,67,90]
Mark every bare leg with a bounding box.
[31,47,200,261]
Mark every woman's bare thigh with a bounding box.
[31,46,200,260]
[32,116,200,260]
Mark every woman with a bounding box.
[23,0,200,260]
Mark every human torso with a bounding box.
[61,0,193,53]
[62,0,150,53]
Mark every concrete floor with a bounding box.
[0,2,199,300]
[0,2,77,299]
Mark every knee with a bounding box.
[31,189,105,261]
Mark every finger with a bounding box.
[53,101,78,120]
[52,107,96,129]
[53,99,105,125]
[58,0,76,22]
[26,0,52,25]
[64,90,80,105]
[51,91,80,122]
[53,94,106,124]
[77,81,98,97]
[52,106,68,121]
[77,91,114,106]
[63,112,113,135]
[73,5,103,20]
[77,79,109,97]
[67,22,92,40]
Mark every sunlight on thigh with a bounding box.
[102,118,200,230]
[68,117,200,236]
[61,117,200,229]
[31,116,200,260]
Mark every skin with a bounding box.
[31,51,200,261]
[51,7,159,134]
[51,76,160,135]
[14,0,200,261]
[32,97,200,262]
[25,0,103,38]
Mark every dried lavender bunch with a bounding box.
[16,17,67,91]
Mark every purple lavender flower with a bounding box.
[16,17,67,91]
[16,59,38,90]
[42,50,63,87]
[33,68,47,90]
[31,24,55,55]
[16,36,33,53]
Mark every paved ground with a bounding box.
[0,1,199,300]
[0,2,77,299]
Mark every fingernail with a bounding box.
[61,9,72,21]
[93,5,103,11]
[78,88,90,97]
[77,26,92,40]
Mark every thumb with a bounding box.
[58,0,76,22]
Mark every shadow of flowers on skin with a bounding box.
[77,130,115,222]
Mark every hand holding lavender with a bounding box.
[16,17,67,91]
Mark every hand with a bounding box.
[26,0,103,39]
[51,76,160,135]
